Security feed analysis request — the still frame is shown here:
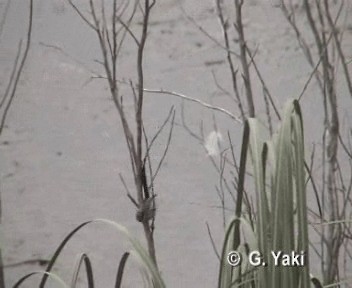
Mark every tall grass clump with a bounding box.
[219,99,316,288]
[13,219,165,288]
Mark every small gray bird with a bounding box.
[136,195,156,223]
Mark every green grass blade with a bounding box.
[218,216,258,288]
[94,219,166,288]
[115,252,130,288]
[14,271,69,288]
[40,221,92,288]
[224,100,312,288]
[248,118,270,287]
[38,219,165,288]
[291,100,310,288]
[70,253,94,288]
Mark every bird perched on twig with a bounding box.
[136,164,156,222]
[136,195,156,222]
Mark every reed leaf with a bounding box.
[70,253,94,288]
[219,99,312,288]
[115,252,130,288]
[13,271,69,288]
[38,218,165,288]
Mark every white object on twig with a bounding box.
[204,131,223,157]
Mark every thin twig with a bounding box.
[324,0,352,98]
[152,110,175,183]
[0,0,33,135]
[180,5,240,58]
[234,0,255,117]
[0,42,21,109]
[143,88,242,124]
[215,0,245,120]
[144,106,175,162]
[66,0,97,31]
[206,222,220,260]
[119,173,138,208]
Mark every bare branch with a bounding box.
[114,2,138,61]
[144,106,175,162]
[180,5,240,58]
[0,41,21,109]
[0,0,33,135]
[324,0,352,98]
[152,110,175,183]
[143,88,242,124]
[215,0,245,120]
[206,222,220,260]
[119,173,138,208]
[116,16,140,46]
[234,0,255,117]
[66,0,97,31]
